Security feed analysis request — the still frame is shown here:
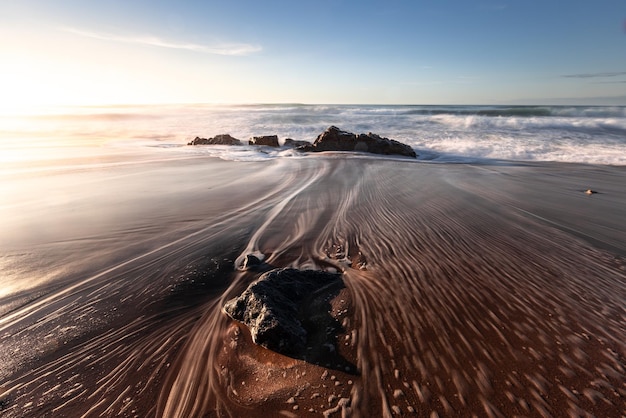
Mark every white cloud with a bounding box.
[63,27,262,56]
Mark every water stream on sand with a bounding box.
[1,154,624,417]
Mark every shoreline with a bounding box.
[0,156,624,417]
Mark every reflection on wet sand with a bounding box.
[1,157,624,417]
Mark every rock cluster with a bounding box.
[188,126,417,158]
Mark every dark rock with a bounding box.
[242,254,262,270]
[312,126,358,152]
[188,134,242,146]
[284,138,312,148]
[223,268,343,356]
[249,135,279,147]
[307,126,416,158]
[296,143,315,152]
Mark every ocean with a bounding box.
[1,104,625,417]
[2,104,625,167]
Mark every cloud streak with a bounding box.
[63,27,262,56]
[561,71,626,79]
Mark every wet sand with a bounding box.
[0,156,625,417]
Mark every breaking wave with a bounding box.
[2,103,625,165]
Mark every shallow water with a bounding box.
[1,149,624,416]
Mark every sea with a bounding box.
[1,103,625,167]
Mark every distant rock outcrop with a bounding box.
[187,127,416,158]
[223,268,343,356]
[188,134,241,146]
[306,126,417,158]
[249,135,279,147]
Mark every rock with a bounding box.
[188,134,242,146]
[242,254,263,271]
[223,268,343,356]
[307,126,416,158]
[311,126,358,152]
[249,135,279,147]
[284,138,312,148]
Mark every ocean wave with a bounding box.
[170,134,626,166]
[250,104,626,119]
[408,136,626,165]
[426,113,626,134]
[399,105,626,118]
[5,104,626,166]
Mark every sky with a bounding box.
[1,0,625,109]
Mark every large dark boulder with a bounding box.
[308,126,417,158]
[223,268,343,356]
[188,134,242,145]
[249,135,280,147]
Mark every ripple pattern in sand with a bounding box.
[1,158,624,417]
[159,160,625,417]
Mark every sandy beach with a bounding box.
[0,155,624,417]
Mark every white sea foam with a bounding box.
[1,104,625,165]
[179,144,306,162]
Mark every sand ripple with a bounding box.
[1,158,624,417]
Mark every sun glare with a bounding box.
[0,42,173,115]
[1,62,100,116]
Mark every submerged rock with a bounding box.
[308,126,417,158]
[223,268,343,356]
[249,135,280,147]
[188,134,242,145]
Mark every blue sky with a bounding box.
[1,0,625,107]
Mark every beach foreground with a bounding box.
[1,155,624,417]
